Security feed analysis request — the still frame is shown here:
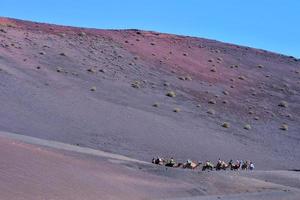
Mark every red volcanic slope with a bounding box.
[0,17,299,170]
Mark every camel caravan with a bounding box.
[152,157,255,171]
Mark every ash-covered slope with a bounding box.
[0,17,299,169]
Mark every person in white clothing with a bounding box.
[249,162,255,170]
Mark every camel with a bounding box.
[230,162,241,170]
[183,161,202,170]
[202,161,214,171]
[152,157,166,166]
[215,161,229,170]
[241,161,249,170]
[164,160,201,169]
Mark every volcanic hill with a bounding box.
[0,17,299,169]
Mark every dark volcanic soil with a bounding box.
[0,17,299,170]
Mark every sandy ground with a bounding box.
[0,132,193,200]
[1,131,300,200]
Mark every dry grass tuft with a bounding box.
[238,76,246,80]
[208,99,216,104]
[207,109,216,115]
[166,91,176,97]
[152,103,160,107]
[222,122,230,128]
[280,124,288,131]
[56,67,63,73]
[173,108,181,113]
[257,64,264,68]
[278,101,288,108]
[244,124,251,130]
[90,86,96,91]
[87,68,96,73]
[78,32,86,37]
[163,82,170,87]
[222,100,228,104]
[223,91,229,95]
[210,67,217,72]
[131,81,141,89]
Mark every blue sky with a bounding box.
[2,0,299,58]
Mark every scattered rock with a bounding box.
[59,52,66,56]
[39,51,46,55]
[183,53,188,56]
[99,69,106,73]
[208,59,214,63]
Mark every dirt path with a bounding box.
[0,130,148,164]
[162,190,300,200]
